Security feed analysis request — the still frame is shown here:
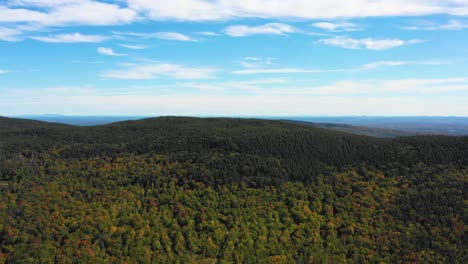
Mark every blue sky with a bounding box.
[1,0,468,116]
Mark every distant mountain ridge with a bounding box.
[8,115,468,137]
[12,115,147,126]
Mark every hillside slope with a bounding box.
[0,116,466,263]
[0,116,68,131]
[285,120,421,138]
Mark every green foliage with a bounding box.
[0,117,466,263]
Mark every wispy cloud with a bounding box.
[360,60,451,70]
[113,31,195,41]
[97,47,124,56]
[233,56,340,74]
[1,1,467,31]
[118,43,148,49]
[232,58,448,75]
[152,32,195,41]
[318,37,424,50]
[224,23,297,37]
[101,63,218,80]
[1,1,137,26]
[0,69,7,74]
[195,31,220,36]
[262,78,468,96]
[402,19,468,30]
[312,22,362,32]
[125,0,468,21]
[0,24,49,42]
[239,57,276,69]
[232,68,336,75]
[31,32,108,43]
[0,27,22,41]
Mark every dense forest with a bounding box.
[0,116,466,263]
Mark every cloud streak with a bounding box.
[318,37,423,50]
[31,32,108,43]
[360,60,451,70]
[224,23,297,37]
[2,1,468,30]
[0,27,22,41]
[125,0,468,21]
[1,1,137,26]
[231,59,448,75]
[402,19,468,30]
[119,43,148,49]
[312,22,362,32]
[113,31,195,41]
[101,63,218,80]
[232,68,337,75]
[97,47,124,56]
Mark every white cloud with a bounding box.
[239,57,276,69]
[0,69,6,74]
[0,27,22,41]
[125,0,468,21]
[0,24,47,42]
[224,23,297,37]
[152,32,195,41]
[1,1,137,26]
[360,60,450,70]
[118,43,148,49]
[97,47,124,56]
[232,59,449,75]
[31,32,108,43]
[2,1,468,28]
[402,19,468,30]
[361,61,412,70]
[0,6,47,23]
[312,22,362,31]
[318,37,423,50]
[101,63,218,80]
[113,31,195,41]
[9,1,86,8]
[233,56,341,74]
[232,68,335,75]
[195,31,220,36]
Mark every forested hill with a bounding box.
[0,116,467,263]
[0,116,68,131]
[285,120,422,138]
[1,116,467,179]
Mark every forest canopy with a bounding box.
[0,116,466,263]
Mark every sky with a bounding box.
[1,0,468,116]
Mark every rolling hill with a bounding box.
[284,120,421,137]
[0,116,68,131]
[0,116,466,263]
